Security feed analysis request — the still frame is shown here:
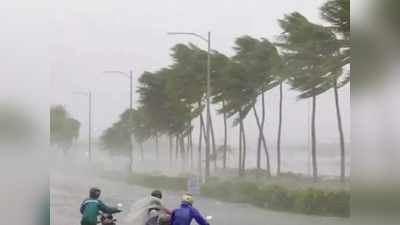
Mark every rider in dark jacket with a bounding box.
[80,187,121,225]
[170,193,209,225]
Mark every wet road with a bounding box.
[50,171,349,225]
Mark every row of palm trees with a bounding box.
[100,0,350,182]
[50,105,80,154]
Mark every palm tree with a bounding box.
[231,36,283,176]
[319,55,349,182]
[216,61,257,176]
[277,80,283,175]
[321,0,350,182]
[321,0,350,46]
[137,69,189,161]
[168,43,210,170]
[273,57,290,176]
[130,107,151,160]
[50,105,80,155]
[278,12,339,182]
[210,52,231,169]
[100,109,135,165]
[169,43,233,172]
[137,49,206,167]
[137,71,167,159]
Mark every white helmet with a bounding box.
[182,193,194,205]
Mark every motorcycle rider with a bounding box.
[80,187,122,225]
[170,193,209,225]
[149,190,171,215]
[125,190,171,225]
[145,190,171,225]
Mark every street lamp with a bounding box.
[103,70,133,110]
[103,69,134,171]
[167,31,212,180]
[73,91,92,161]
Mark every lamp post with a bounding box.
[103,70,134,171]
[73,91,92,161]
[167,31,212,180]
[104,70,133,110]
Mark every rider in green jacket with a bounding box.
[80,187,122,225]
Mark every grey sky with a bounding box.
[1,0,349,148]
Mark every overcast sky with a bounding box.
[1,0,350,149]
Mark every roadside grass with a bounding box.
[109,169,350,218]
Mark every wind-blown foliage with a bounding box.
[100,110,132,156]
[233,36,284,175]
[278,12,340,182]
[321,0,350,40]
[320,0,350,182]
[50,105,80,152]
[278,12,339,98]
[99,1,350,182]
[100,108,152,159]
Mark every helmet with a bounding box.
[89,187,101,199]
[151,190,162,199]
[182,193,194,205]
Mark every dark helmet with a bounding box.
[89,187,101,199]
[151,190,162,199]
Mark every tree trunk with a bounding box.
[261,91,266,162]
[140,142,144,160]
[190,129,194,169]
[257,135,262,170]
[198,113,204,176]
[187,129,190,167]
[238,123,243,176]
[277,82,283,176]
[311,90,318,182]
[256,90,267,171]
[253,106,271,176]
[155,132,159,160]
[240,115,247,175]
[223,100,228,169]
[208,112,217,171]
[204,108,211,180]
[256,136,262,170]
[175,135,179,160]
[128,136,133,173]
[188,122,194,169]
[334,79,346,182]
[180,135,186,169]
[169,135,173,166]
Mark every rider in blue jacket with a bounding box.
[170,193,209,225]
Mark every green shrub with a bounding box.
[122,172,349,217]
[230,181,260,203]
[324,190,350,217]
[200,179,349,217]
[201,179,234,201]
[264,185,294,210]
[294,188,327,215]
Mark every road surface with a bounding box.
[50,170,349,225]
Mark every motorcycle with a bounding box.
[98,203,123,225]
[155,214,212,225]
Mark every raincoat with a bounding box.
[124,196,169,225]
[80,198,120,225]
[170,203,209,225]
